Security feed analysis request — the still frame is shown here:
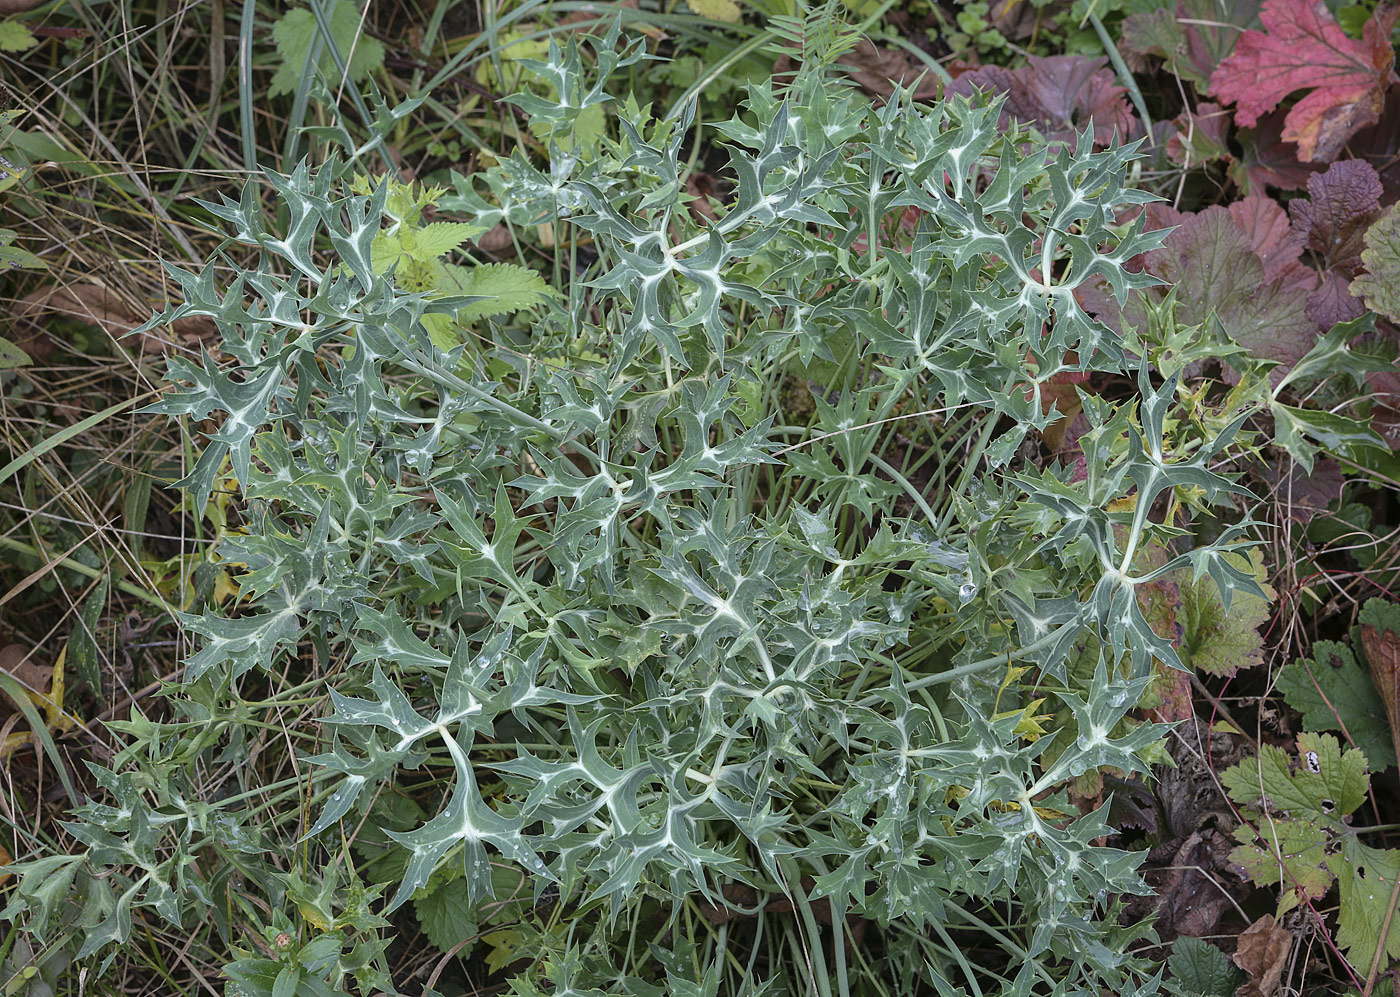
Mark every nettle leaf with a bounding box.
[1168,936,1246,997]
[1209,0,1399,163]
[410,222,481,261]
[450,262,551,320]
[270,0,386,99]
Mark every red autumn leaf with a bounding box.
[948,55,1137,149]
[1210,0,1399,163]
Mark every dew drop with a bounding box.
[332,794,341,801]
[958,582,977,600]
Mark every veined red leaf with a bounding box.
[1210,0,1399,163]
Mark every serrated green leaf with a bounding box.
[1168,936,1246,997]
[1225,733,1391,956]
[1223,732,1369,817]
[0,20,36,52]
[453,263,550,320]
[1229,815,1332,910]
[406,222,481,262]
[1329,840,1400,976]
[1277,641,1395,770]
[1179,549,1273,677]
[269,0,386,99]
[415,874,476,953]
[1352,201,1400,324]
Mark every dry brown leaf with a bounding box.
[1360,617,1400,767]
[1137,830,1240,941]
[12,283,216,356]
[685,172,720,224]
[474,224,514,253]
[840,40,941,101]
[1233,914,1294,997]
[0,642,71,760]
[0,643,49,700]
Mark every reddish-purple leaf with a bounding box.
[1228,195,1303,280]
[1210,0,1399,163]
[1347,86,1400,197]
[1083,203,1321,382]
[1166,102,1233,168]
[1288,159,1384,273]
[948,55,1137,148]
[1231,108,1324,192]
[1306,271,1367,327]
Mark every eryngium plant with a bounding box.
[5,24,1264,997]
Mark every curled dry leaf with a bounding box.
[1125,830,1243,943]
[1359,599,1400,768]
[12,283,217,355]
[1233,914,1295,997]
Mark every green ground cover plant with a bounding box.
[2,2,1400,996]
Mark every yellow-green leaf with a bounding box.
[687,0,741,21]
